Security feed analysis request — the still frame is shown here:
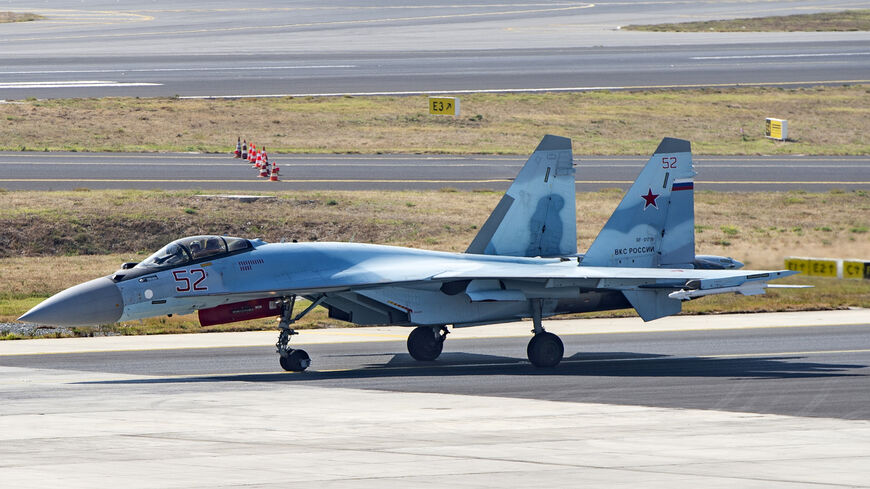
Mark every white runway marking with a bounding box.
[0,65,357,75]
[692,52,870,60]
[0,80,162,89]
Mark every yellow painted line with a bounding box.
[696,180,870,185]
[3,178,869,185]
[3,321,869,357]
[133,347,870,377]
[700,348,870,359]
[2,154,867,162]
[185,79,870,99]
[0,178,515,183]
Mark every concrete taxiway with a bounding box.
[2,153,867,192]
[1,310,869,487]
[0,1,868,99]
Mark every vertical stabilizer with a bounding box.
[582,137,694,268]
[466,135,576,257]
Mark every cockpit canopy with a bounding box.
[136,235,251,270]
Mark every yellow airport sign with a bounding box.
[765,118,788,141]
[843,260,870,280]
[784,257,809,275]
[807,259,837,277]
[429,96,459,116]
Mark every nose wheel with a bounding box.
[275,295,324,372]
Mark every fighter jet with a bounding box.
[19,136,801,371]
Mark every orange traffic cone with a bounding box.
[269,165,280,182]
[259,160,270,178]
[241,140,248,160]
[248,143,256,163]
[234,137,241,158]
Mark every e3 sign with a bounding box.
[429,96,460,116]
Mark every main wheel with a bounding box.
[279,349,311,372]
[407,326,444,361]
[527,332,564,368]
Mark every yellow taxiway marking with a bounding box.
[4,154,867,163]
[183,79,870,99]
[1,179,868,185]
[0,178,515,183]
[18,346,867,382]
[3,322,868,357]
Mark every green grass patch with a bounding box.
[624,9,870,32]
[1,86,868,155]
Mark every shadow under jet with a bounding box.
[77,351,866,386]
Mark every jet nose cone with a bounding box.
[18,277,123,327]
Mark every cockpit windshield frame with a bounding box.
[114,235,252,281]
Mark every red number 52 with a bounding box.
[173,269,207,292]
[661,156,677,169]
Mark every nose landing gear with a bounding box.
[275,295,324,372]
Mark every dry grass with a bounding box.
[0,12,43,23]
[1,188,868,335]
[624,9,870,32]
[1,86,868,155]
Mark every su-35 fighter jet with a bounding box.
[20,136,803,371]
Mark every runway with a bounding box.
[1,152,867,191]
[2,322,869,419]
[1,1,868,99]
[1,311,869,487]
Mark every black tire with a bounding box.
[407,326,444,361]
[527,332,564,368]
[279,349,311,372]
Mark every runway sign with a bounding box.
[808,258,837,277]
[429,96,459,116]
[786,257,870,279]
[784,257,809,275]
[765,118,788,140]
[843,260,870,280]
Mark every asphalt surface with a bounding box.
[1,1,868,99]
[1,152,867,191]
[3,324,869,420]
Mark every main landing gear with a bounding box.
[276,295,324,372]
[407,325,449,361]
[526,299,564,368]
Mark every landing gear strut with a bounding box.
[526,299,564,368]
[407,325,449,361]
[275,295,323,372]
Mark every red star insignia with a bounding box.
[641,188,659,210]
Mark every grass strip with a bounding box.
[624,9,870,32]
[1,86,868,155]
[0,12,43,23]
